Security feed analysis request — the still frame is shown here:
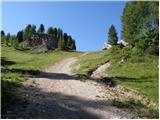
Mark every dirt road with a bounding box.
[4,54,134,119]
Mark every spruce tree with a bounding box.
[107,25,118,45]
[38,24,45,33]
[5,33,10,46]
[10,35,16,47]
[17,30,23,43]
[30,24,36,34]
[63,33,68,50]
[47,27,54,34]
[71,39,76,50]
[23,24,31,40]
[53,28,57,37]
[1,30,5,44]
[57,28,63,50]
[1,30,5,37]
[73,40,76,50]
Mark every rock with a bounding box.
[20,33,58,53]
[119,58,125,64]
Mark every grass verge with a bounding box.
[112,98,159,119]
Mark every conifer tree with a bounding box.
[107,25,118,45]
[122,1,159,55]
[38,24,45,33]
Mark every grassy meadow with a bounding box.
[1,46,82,111]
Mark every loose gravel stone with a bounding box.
[3,54,136,119]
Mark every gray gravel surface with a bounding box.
[3,55,136,119]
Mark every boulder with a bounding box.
[20,33,58,52]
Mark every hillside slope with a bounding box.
[2,55,135,119]
[72,46,159,118]
[1,46,82,115]
[1,46,159,118]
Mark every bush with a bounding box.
[131,47,143,57]
[110,45,122,53]
[119,45,132,59]
[146,45,159,56]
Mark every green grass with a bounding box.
[1,45,159,118]
[73,46,159,118]
[73,47,158,103]
[72,45,124,75]
[107,55,159,103]
[72,50,111,74]
[2,46,82,70]
[112,98,159,119]
[1,46,82,111]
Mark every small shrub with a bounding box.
[146,45,159,56]
[110,45,122,53]
[131,47,143,56]
[119,45,132,59]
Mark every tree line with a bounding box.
[1,24,76,51]
[106,1,158,55]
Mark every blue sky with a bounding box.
[1,1,126,51]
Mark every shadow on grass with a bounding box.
[112,76,154,83]
[1,57,16,66]
[98,76,155,88]
[1,68,77,80]
[74,74,154,88]
[1,80,22,114]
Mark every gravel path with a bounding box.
[4,54,135,119]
